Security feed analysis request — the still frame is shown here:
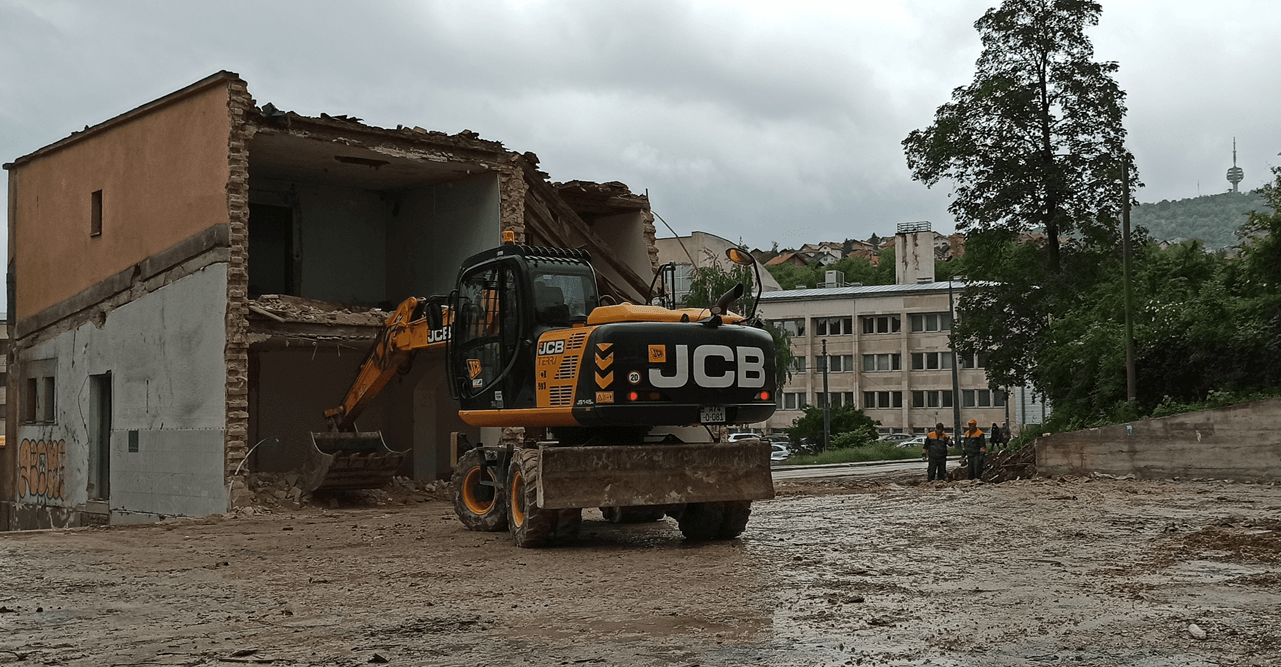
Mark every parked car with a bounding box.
[727,432,763,442]
[770,443,791,463]
[877,433,914,444]
[899,435,929,449]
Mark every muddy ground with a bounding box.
[1,470,1278,666]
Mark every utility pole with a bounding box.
[1122,162,1137,403]
[948,278,962,439]
[822,338,830,452]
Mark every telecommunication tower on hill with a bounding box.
[1226,138,1244,193]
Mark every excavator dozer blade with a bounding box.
[301,431,409,493]
[535,440,775,510]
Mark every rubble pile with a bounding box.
[250,294,387,326]
[229,473,452,511]
[982,444,1038,483]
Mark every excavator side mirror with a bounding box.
[725,247,756,267]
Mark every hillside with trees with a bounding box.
[1131,191,1271,250]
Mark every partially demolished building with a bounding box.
[2,71,658,529]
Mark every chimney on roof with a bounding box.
[894,221,936,285]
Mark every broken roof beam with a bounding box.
[519,164,652,303]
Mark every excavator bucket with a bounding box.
[299,431,409,493]
[534,440,775,510]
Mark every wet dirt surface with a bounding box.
[1,471,1279,666]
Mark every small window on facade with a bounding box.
[41,377,56,422]
[91,190,103,237]
[23,377,37,422]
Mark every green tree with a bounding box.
[787,403,880,453]
[902,0,1138,271]
[681,260,794,386]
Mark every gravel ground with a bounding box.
[0,471,1277,666]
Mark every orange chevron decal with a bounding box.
[595,371,614,388]
[597,342,613,352]
[595,352,614,369]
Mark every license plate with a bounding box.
[699,406,726,424]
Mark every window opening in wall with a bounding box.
[862,353,901,372]
[957,351,989,369]
[89,374,112,501]
[814,316,853,336]
[911,352,953,370]
[861,315,901,334]
[41,377,55,422]
[23,377,36,422]
[248,203,296,297]
[863,391,903,409]
[782,392,809,411]
[815,354,854,372]
[90,190,103,237]
[912,389,953,408]
[962,388,1005,407]
[772,318,806,337]
[910,312,953,332]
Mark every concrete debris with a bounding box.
[1091,472,1137,481]
[250,294,387,326]
[229,472,451,513]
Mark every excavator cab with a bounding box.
[445,244,598,413]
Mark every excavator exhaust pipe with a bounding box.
[299,431,409,493]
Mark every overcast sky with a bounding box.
[3,0,1279,279]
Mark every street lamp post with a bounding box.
[948,277,962,440]
[822,338,830,452]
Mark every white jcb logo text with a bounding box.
[648,345,765,389]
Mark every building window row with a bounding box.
[911,351,952,370]
[864,391,903,409]
[912,389,953,408]
[771,313,957,338]
[910,312,952,332]
[964,388,1006,407]
[780,392,809,411]
[862,353,902,372]
[861,315,901,334]
[813,354,855,372]
[814,316,854,336]
[816,392,856,408]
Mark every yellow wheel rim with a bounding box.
[462,466,496,515]
[510,470,526,527]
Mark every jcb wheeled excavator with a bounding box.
[317,232,777,547]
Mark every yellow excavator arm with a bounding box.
[323,296,452,431]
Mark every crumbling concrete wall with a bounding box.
[11,265,229,528]
[1036,397,1281,481]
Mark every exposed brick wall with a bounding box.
[498,164,528,243]
[641,208,659,274]
[224,77,256,482]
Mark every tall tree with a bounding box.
[902,0,1138,270]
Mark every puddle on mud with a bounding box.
[689,490,1276,667]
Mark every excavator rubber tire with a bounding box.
[676,501,753,541]
[716,500,752,539]
[452,449,508,532]
[507,449,558,548]
[600,506,667,523]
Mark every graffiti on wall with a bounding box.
[18,439,67,501]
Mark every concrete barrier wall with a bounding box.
[1036,397,1281,481]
